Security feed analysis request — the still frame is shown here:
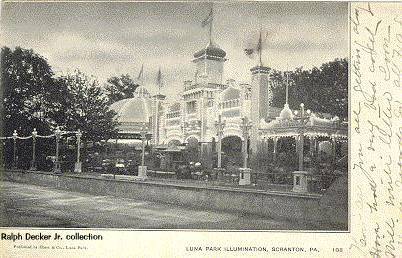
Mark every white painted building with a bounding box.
[110,37,347,168]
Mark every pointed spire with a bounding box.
[137,64,144,85]
[285,69,289,105]
[156,67,163,94]
[258,29,262,66]
[209,5,214,44]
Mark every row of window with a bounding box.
[166,111,181,119]
[186,101,197,114]
[166,98,237,118]
[219,99,240,109]
[183,90,214,100]
[166,120,180,126]
[183,91,203,100]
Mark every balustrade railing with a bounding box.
[1,127,83,173]
[144,165,341,193]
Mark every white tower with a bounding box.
[249,30,272,154]
[192,40,227,85]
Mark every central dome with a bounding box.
[110,86,153,134]
[110,97,152,124]
[194,41,226,59]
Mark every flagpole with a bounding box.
[158,68,161,95]
[201,4,214,82]
[209,5,214,43]
[155,68,162,145]
[138,64,144,86]
[206,5,214,80]
[258,29,262,66]
[204,45,207,79]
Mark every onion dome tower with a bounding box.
[193,40,227,85]
[192,6,227,85]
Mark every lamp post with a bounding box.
[294,103,310,171]
[215,115,225,168]
[292,103,313,193]
[299,103,305,171]
[74,129,82,173]
[332,116,340,166]
[53,126,62,174]
[140,129,146,167]
[137,125,148,178]
[240,117,252,169]
[30,128,37,170]
[238,117,252,186]
[12,130,18,169]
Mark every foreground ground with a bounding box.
[0,180,335,230]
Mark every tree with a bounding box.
[270,68,286,107]
[57,70,119,143]
[104,74,139,104]
[270,58,348,119]
[317,58,348,118]
[1,46,63,169]
[1,46,58,136]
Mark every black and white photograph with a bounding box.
[1,1,350,232]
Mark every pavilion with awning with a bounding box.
[259,102,348,171]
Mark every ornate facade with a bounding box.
[110,37,347,167]
[159,39,282,150]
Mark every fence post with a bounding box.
[30,128,37,170]
[74,129,82,173]
[53,126,62,174]
[12,130,18,169]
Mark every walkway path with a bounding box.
[0,181,327,230]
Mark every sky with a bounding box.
[1,1,348,100]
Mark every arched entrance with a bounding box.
[167,139,181,148]
[184,137,199,163]
[221,136,242,168]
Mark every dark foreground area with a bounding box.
[0,181,338,230]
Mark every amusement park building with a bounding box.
[110,38,348,167]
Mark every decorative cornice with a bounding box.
[250,65,270,74]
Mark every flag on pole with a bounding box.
[244,46,258,59]
[244,48,255,57]
[201,8,213,27]
[137,64,144,82]
[244,30,269,59]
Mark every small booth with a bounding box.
[238,168,252,185]
[259,103,348,193]
[157,145,185,172]
[292,170,310,193]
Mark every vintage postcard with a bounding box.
[0,1,400,257]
